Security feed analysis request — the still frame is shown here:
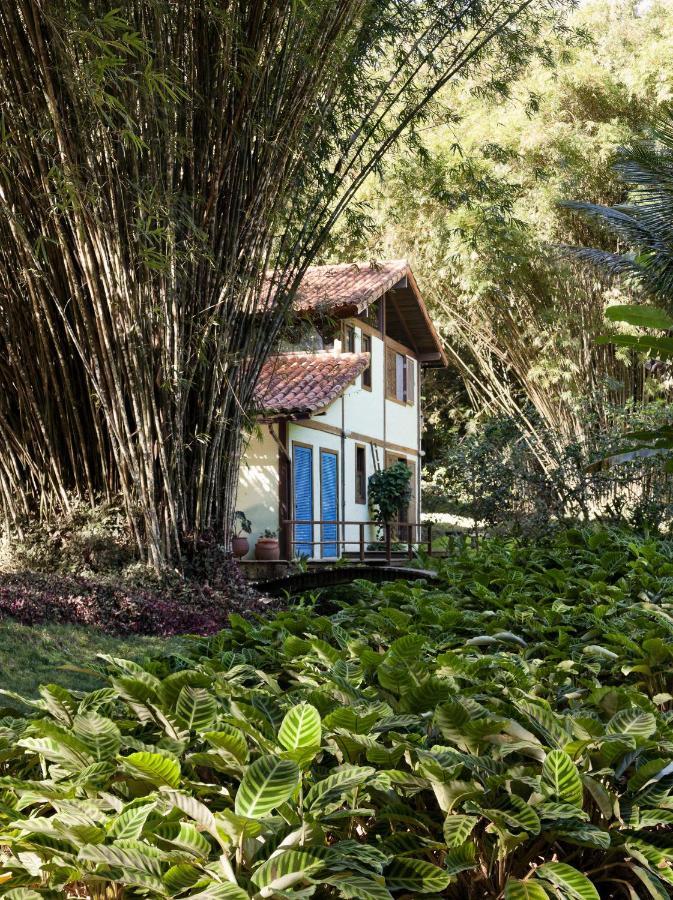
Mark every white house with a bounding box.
[236,259,447,560]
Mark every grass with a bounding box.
[0,620,186,700]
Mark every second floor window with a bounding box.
[362,333,372,389]
[344,325,356,353]
[386,349,415,404]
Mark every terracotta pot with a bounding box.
[231,536,250,559]
[255,538,280,561]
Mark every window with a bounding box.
[386,348,415,404]
[361,299,383,332]
[395,352,406,402]
[344,325,356,353]
[355,445,367,504]
[361,334,372,389]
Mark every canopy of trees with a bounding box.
[325,0,673,487]
[0,0,577,567]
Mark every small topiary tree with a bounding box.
[368,462,412,529]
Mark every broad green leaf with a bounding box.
[73,712,122,761]
[176,685,218,732]
[542,750,583,808]
[536,863,600,900]
[278,703,321,751]
[109,800,155,840]
[250,849,326,890]
[326,875,393,900]
[204,727,249,764]
[385,858,451,893]
[605,304,673,330]
[631,864,671,900]
[123,751,181,788]
[183,883,251,900]
[163,863,202,894]
[443,814,478,848]
[234,754,300,818]
[606,708,657,738]
[504,879,550,899]
[305,765,375,812]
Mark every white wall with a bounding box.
[239,320,423,561]
[236,427,279,557]
[384,356,418,449]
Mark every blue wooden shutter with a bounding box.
[293,445,313,557]
[320,450,338,558]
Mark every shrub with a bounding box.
[1,528,673,897]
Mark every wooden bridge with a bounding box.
[253,562,440,597]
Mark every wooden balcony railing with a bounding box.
[282,519,434,562]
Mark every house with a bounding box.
[237,259,447,560]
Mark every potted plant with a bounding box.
[255,528,280,561]
[368,461,412,541]
[231,511,252,558]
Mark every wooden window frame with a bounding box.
[355,443,367,504]
[361,333,372,391]
[344,324,356,353]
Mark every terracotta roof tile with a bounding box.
[254,351,370,417]
[261,259,408,316]
[293,259,408,315]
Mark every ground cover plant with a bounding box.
[2,528,673,897]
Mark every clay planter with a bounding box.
[255,537,280,561]
[231,536,250,559]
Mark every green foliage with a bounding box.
[425,405,673,533]
[234,512,252,537]
[3,528,673,895]
[327,0,673,475]
[567,109,673,302]
[368,462,412,526]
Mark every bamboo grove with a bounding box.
[0,0,575,567]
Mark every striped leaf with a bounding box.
[443,814,478,848]
[162,863,201,894]
[606,708,657,738]
[123,751,181,788]
[204,727,249,764]
[631,864,671,900]
[108,800,155,840]
[234,754,300,818]
[72,713,121,761]
[326,875,393,899]
[155,821,212,858]
[278,703,321,751]
[504,879,550,899]
[385,858,451,893]
[250,849,326,890]
[176,686,218,732]
[543,750,583,808]
[536,863,600,900]
[183,883,250,900]
[305,765,375,812]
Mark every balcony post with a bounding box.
[359,522,365,562]
[385,523,391,563]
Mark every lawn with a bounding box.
[0,620,186,699]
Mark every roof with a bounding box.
[254,351,370,417]
[261,259,447,367]
[292,260,409,316]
